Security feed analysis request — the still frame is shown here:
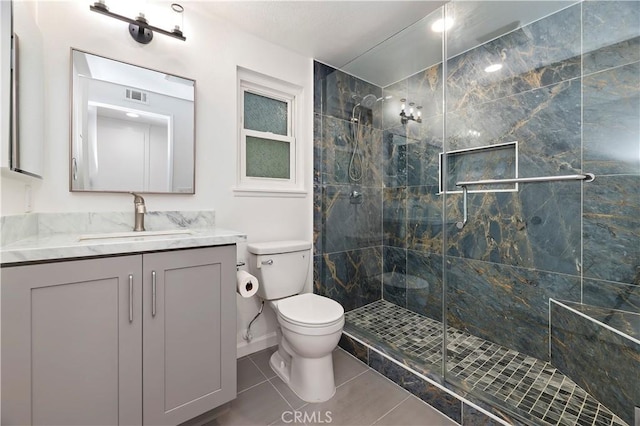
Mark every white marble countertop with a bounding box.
[1,227,247,265]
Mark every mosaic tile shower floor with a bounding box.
[344,300,627,426]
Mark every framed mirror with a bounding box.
[70,49,195,193]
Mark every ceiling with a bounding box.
[188,1,447,69]
[187,1,577,87]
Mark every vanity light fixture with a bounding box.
[90,0,186,44]
[400,99,422,124]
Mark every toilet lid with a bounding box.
[277,293,344,326]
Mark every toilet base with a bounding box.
[269,351,336,403]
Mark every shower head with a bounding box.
[359,94,378,109]
[351,93,380,122]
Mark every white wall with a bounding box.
[0,0,314,356]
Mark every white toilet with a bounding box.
[247,240,344,403]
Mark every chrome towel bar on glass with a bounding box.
[454,173,596,229]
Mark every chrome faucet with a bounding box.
[131,192,146,231]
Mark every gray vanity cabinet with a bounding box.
[1,245,237,426]
[142,247,237,425]
[1,255,143,426]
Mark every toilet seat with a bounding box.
[276,293,344,327]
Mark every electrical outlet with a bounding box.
[24,184,32,212]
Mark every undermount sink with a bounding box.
[78,229,193,241]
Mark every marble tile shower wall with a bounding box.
[372,1,640,363]
[313,61,385,311]
[314,0,638,366]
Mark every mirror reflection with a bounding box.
[70,49,195,193]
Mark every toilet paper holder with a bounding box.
[236,261,245,271]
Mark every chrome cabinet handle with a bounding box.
[128,274,133,323]
[152,271,157,317]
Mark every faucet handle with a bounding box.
[130,192,145,204]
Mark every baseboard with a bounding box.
[236,331,278,358]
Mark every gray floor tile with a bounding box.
[373,395,458,426]
[238,357,267,393]
[209,381,291,426]
[333,348,369,386]
[250,347,278,379]
[269,375,307,410]
[300,370,410,426]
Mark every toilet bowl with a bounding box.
[269,293,344,402]
[246,241,345,403]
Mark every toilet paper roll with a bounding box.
[236,270,259,298]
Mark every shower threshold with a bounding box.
[344,300,627,426]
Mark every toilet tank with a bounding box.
[247,241,311,300]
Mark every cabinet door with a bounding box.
[1,256,143,426]
[143,246,236,425]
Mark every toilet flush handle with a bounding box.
[261,259,274,266]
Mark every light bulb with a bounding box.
[484,63,503,73]
[431,17,454,33]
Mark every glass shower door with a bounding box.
[442,1,639,424]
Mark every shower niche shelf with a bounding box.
[439,141,518,194]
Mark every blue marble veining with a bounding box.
[382,129,408,188]
[314,247,382,312]
[318,115,383,187]
[550,300,639,425]
[406,250,443,323]
[318,65,382,128]
[313,0,640,422]
[583,61,640,176]
[583,278,640,314]
[446,181,582,275]
[382,246,407,308]
[383,187,407,248]
[446,4,581,113]
[407,185,444,254]
[447,257,581,360]
[583,175,640,285]
[320,185,382,254]
[407,115,444,187]
[582,0,640,75]
[446,79,582,178]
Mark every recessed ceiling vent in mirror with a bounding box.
[125,88,149,104]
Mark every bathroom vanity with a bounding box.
[1,216,245,426]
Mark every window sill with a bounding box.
[232,187,308,198]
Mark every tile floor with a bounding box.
[344,300,628,426]
[208,347,458,426]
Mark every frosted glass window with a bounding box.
[246,136,290,179]
[244,92,288,136]
[237,68,302,194]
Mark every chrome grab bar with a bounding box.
[456,173,595,187]
[454,173,595,229]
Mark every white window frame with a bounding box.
[235,67,305,197]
